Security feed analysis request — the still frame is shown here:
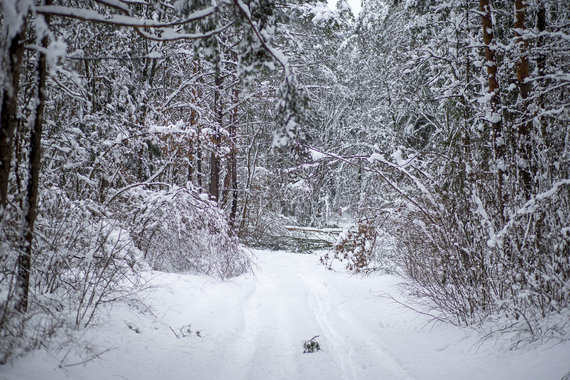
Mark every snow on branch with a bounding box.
[233,0,289,73]
[105,182,172,205]
[305,146,436,222]
[490,179,570,247]
[135,22,234,42]
[35,5,215,28]
[95,0,130,13]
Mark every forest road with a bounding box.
[203,251,569,380]
[214,251,416,380]
[3,250,569,380]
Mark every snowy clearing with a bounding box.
[1,250,569,380]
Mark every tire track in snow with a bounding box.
[218,266,302,380]
[300,273,417,380]
[299,274,357,379]
[215,276,260,379]
[216,252,416,380]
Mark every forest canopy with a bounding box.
[1,0,569,363]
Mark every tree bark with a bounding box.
[535,3,546,84]
[479,0,500,108]
[197,126,203,189]
[222,159,231,207]
[228,89,239,229]
[188,66,199,185]
[0,17,27,216]
[187,139,194,183]
[209,74,223,202]
[479,0,506,221]
[514,0,530,99]
[514,0,533,195]
[535,2,547,141]
[209,147,220,201]
[17,5,51,312]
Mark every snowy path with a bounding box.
[2,250,569,380]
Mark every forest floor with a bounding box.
[1,249,569,380]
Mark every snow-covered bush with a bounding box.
[392,181,570,338]
[240,210,293,249]
[321,220,395,274]
[110,184,251,279]
[0,189,142,362]
[33,189,143,326]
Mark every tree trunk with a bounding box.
[17,6,50,312]
[479,0,506,221]
[209,150,220,201]
[187,139,194,183]
[209,75,223,202]
[197,126,203,189]
[229,89,239,229]
[514,0,533,195]
[0,17,27,217]
[514,0,530,99]
[187,69,198,184]
[222,159,231,207]
[479,0,500,105]
[535,2,547,142]
[239,128,258,236]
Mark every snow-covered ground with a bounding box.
[1,250,569,380]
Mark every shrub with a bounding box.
[111,184,252,279]
[391,181,570,338]
[0,189,142,362]
[320,219,394,274]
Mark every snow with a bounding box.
[146,51,161,59]
[1,250,569,380]
[309,3,337,27]
[390,148,407,167]
[309,149,328,161]
[35,5,216,28]
[327,0,361,16]
[1,0,33,39]
[493,179,570,244]
[367,152,383,163]
[99,0,130,13]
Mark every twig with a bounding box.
[59,347,115,368]
[169,325,180,339]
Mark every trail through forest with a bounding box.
[2,250,569,380]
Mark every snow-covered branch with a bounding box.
[35,5,216,28]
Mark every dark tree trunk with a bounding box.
[229,143,238,229]
[209,75,223,202]
[209,151,220,201]
[479,0,506,221]
[222,159,231,207]
[187,140,194,183]
[197,127,203,189]
[514,0,531,100]
[479,0,500,106]
[228,89,239,229]
[17,7,50,312]
[514,0,533,195]
[188,76,198,184]
[0,19,27,216]
[535,2,547,141]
